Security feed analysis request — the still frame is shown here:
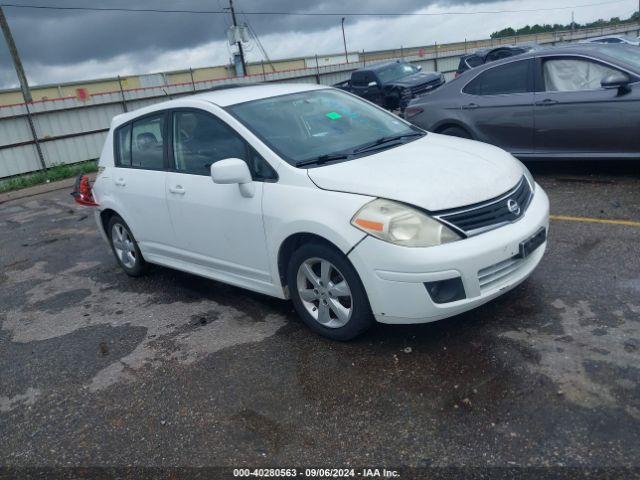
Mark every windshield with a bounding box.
[376,63,418,82]
[600,45,640,71]
[227,89,422,166]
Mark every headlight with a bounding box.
[351,199,461,247]
[516,158,536,192]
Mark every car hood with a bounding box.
[393,72,442,87]
[306,133,524,211]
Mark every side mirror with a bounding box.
[601,73,631,94]
[367,81,378,88]
[416,65,423,71]
[210,158,254,198]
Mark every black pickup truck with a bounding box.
[334,60,445,111]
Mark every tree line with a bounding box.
[490,12,639,39]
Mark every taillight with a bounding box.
[71,174,98,206]
[403,106,424,119]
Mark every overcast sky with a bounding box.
[0,0,637,89]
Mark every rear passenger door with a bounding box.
[533,55,640,157]
[460,59,535,154]
[112,112,176,252]
[164,109,278,290]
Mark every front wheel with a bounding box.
[287,242,373,341]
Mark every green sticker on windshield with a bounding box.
[326,111,342,120]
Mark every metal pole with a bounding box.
[341,17,349,63]
[189,68,196,92]
[0,7,46,170]
[261,60,266,82]
[229,0,246,76]
[23,102,46,170]
[0,7,31,103]
[314,54,321,84]
[362,49,365,67]
[117,75,128,112]
[434,42,438,72]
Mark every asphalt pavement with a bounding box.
[1,163,639,475]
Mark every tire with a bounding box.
[287,242,373,341]
[439,126,472,139]
[107,215,148,277]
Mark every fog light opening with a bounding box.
[424,277,466,304]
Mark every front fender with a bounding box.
[263,182,373,294]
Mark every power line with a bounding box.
[0,0,632,17]
[241,11,276,72]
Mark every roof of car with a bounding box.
[110,82,328,127]
[365,60,408,71]
[194,82,327,106]
[586,34,636,41]
[463,43,640,73]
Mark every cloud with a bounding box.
[0,0,636,88]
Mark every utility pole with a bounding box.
[0,6,32,102]
[229,0,246,76]
[341,17,349,63]
[0,6,46,170]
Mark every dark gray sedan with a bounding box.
[405,44,640,159]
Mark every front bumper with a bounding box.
[348,184,549,324]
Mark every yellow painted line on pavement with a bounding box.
[550,215,640,228]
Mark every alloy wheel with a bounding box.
[296,257,353,328]
[111,223,137,269]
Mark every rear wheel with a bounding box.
[287,243,373,341]
[108,215,148,277]
[439,126,472,139]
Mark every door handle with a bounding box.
[114,178,126,187]
[169,185,186,195]
[535,98,559,106]
[462,103,479,110]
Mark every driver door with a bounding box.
[164,109,277,291]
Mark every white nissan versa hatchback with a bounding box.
[76,83,549,340]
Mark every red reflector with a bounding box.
[71,174,98,206]
[403,106,424,119]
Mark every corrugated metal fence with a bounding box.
[1,22,638,179]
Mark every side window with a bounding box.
[465,56,484,68]
[485,50,504,62]
[543,58,621,92]
[172,110,276,180]
[352,72,367,86]
[463,60,531,95]
[364,72,377,85]
[115,124,131,167]
[131,114,166,170]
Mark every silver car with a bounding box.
[406,44,640,160]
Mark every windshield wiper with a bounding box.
[353,132,425,154]
[296,153,351,167]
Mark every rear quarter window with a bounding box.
[114,124,132,167]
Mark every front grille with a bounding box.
[410,78,444,96]
[435,176,533,236]
[477,257,526,292]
